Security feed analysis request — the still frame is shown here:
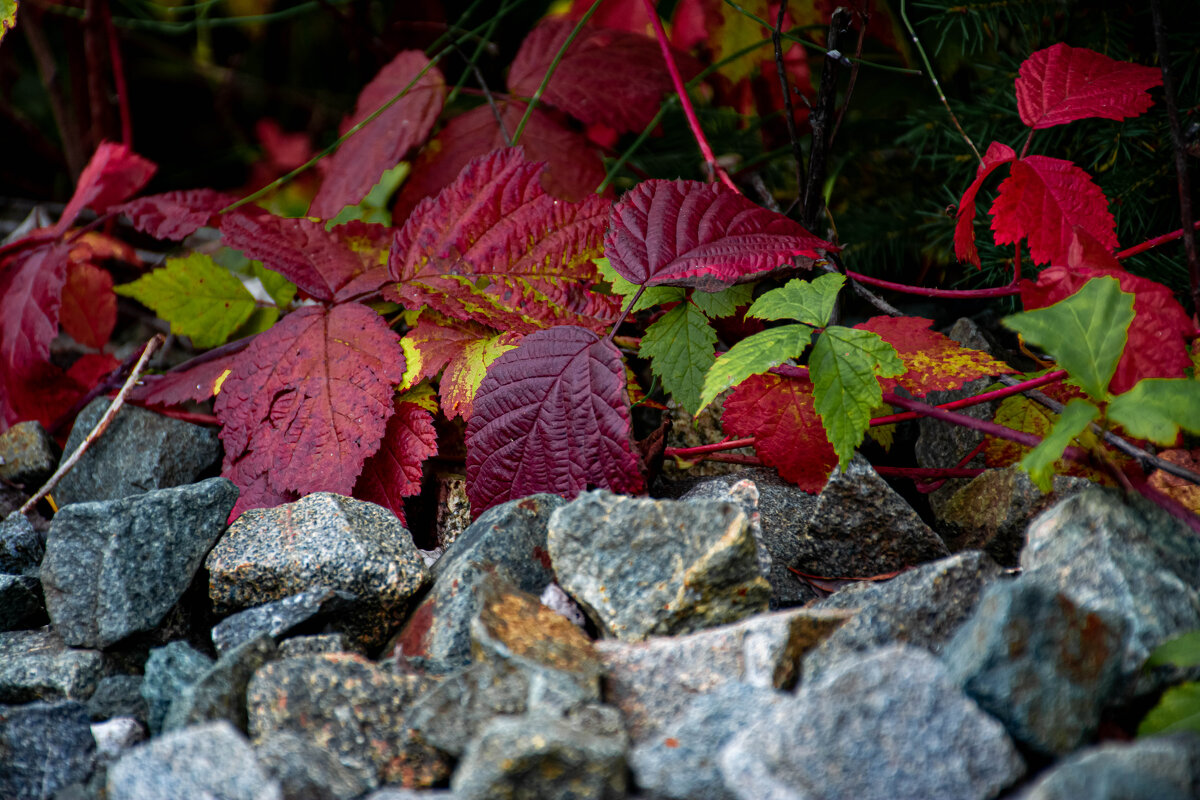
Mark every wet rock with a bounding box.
[41,477,238,648]
[107,720,281,800]
[1013,732,1200,799]
[162,633,278,733]
[255,730,376,800]
[719,646,1024,800]
[86,674,147,723]
[549,491,769,641]
[211,587,359,657]
[0,626,103,703]
[0,420,59,488]
[140,639,213,735]
[53,398,222,507]
[207,493,428,650]
[0,700,96,800]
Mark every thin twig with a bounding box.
[830,6,868,145]
[772,2,807,204]
[802,8,852,231]
[103,0,133,147]
[20,334,165,516]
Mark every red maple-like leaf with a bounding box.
[0,243,72,426]
[954,141,1017,268]
[465,325,644,516]
[989,155,1117,267]
[59,260,116,350]
[391,101,606,224]
[353,397,438,525]
[1016,43,1162,130]
[403,311,521,418]
[405,311,498,383]
[605,179,831,291]
[114,189,237,241]
[214,302,406,502]
[722,371,837,493]
[54,143,157,236]
[309,51,445,219]
[508,18,694,134]
[387,148,617,333]
[856,316,1017,397]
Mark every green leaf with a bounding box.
[249,263,296,309]
[0,0,16,47]
[595,256,684,312]
[329,162,411,227]
[115,252,258,349]
[1147,631,1200,670]
[639,302,718,415]
[1002,276,1133,401]
[1020,398,1099,491]
[698,324,815,412]
[809,326,904,468]
[747,272,845,326]
[692,284,754,319]
[1138,682,1200,736]
[1107,378,1200,445]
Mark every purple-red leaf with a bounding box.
[1016,43,1162,130]
[465,325,644,516]
[60,260,116,350]
[130,349,245,406]
[113,189,237,241]
[604,179,832,291]
[55,143,157,235]
[353,397,438,524]
[0,242,71,387]
[309,51,445,219]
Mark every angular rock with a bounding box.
[384,494,563,671]
[720,646,1024,800]
[278,633,360,657]
[0,572,46,631]
[801,550,1002,682]
[797,455,949,576]
[211,587,358,657]
[0,626,103,703]
[92,715,146,763]
[451,714,627,800]
[0,511,45,573]
[406,660,537,757]
[86,675,147,723]
[207,493,429,650]
[549,491,769,641]
[140,640,213,735]
[597,607,850,742]
[53,397,222,507]
[1013,732,1200,800]
[629,681,790,800]
[1021,487,1200,690]
[41,477,238,648]
[107,720,282,800]
[255,730,375,800]
[943,577,1127,755]
[163,633,278,733]
[0,700,97,800]
[0,420,59,488]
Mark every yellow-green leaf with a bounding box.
[1019,398,1099,491]
[1107,378,1200,445]
[698,323,815,413]
[1138,682,1200,736]
[640,302,717,415]
[747,272,845,327]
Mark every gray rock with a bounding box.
[0,420,59,488]
[0,511,44,573]
[278,633,360,657]
[0,572,46,631]
[797,455,949,577]
[254,730,375,800]
[383,494,563,671]
[41,477,238,648]
[91,715,146,763]
[85,674,147,723]
[0,700,97,800]
[207,493,429,650]
[162,633,278,733]
[629,682,790,800]
[364,790,454,799]
[212,587,358,657]
[107,720,282,800]
[53,397,222,507]
[140,640,213,735]
[0,626,103,703]
[1021,487,1200,691]
[407,661,534,757]
[802,551,1002,682]
[1014,733,1200,800]
[719,646,1024,800]
[597,607,850,743]
[451,714,627,800]
[549,491,769,641]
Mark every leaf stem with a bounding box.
[1116,220,1200,261]
[606,286,646,345]
[869,370,1068,426]
[843,267,1022,298]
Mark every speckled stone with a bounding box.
[0,626,103,703]
[1013,733,1200,800]
[278,633,361,657]
[0,511,44,573]
[207,493,429,650]
[141,640,213,736]
[162,633,278,733]
[86,675,147,723]
[0,700,97,800]
[0,421,59,488]
[549,491,770,641]
[211,587,358,657]
[53,397,222,507]
[254,730,375,800]
[246,652,450,788]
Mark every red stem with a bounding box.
[103,0,132,147]
[870,370,1068,426]
[640,0,740,193]
[665,437,756,458]
[1116,220,1200,261]
[844,268,1022,299]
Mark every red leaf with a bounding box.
[405,311,497,383]
[508,18,693,134]
[1016,43,1162,130]
[2,361,87,431]
[990,155,1117,267]
[856,316,1017,397]
[60,261,116,349]
[220,212,391,302]
[387,147,617,333]
[224,467,299,523]
[391,101,606,224]
[214,303,406,499]
[67,352,121,389]
[0,243,70,380]
[465,325,644,516]
[353,398,438,524]
[604,179,831,291]
[114,189,237,241]
[55,143,157,236]
[309,51,445,219]
[954,141,1017,268]
[722,371,836,493]
[404,311,521,419]
[130,350,243,406]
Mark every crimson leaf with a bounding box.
[0,243,71,426]
[465,325,644,516]
[954,142,1017,268]
[113,189,237,241]
[1016,43,1162,129]
[54,142,156,236]
[353,396,438,525]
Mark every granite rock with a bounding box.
[162,632,278,733]
[0,510,45,573]
[0,626,103,703]
[254,730,376,800]
[85,674,147,723]
[0,700,97,800]
[140,639,213,735]
[211,587,358,657]
[0,572,46,631]
[1013,732,1200,800]
[0,420,59,488]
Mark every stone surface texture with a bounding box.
[0,700,96,800]
[162,632,278,733]
[140,640,213,735]
[0,626,103,703]
[0,421,59,487]
[1013,733,1200,800]
[211,587,358,657]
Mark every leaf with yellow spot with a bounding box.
[439,332,522,420]
[398,381,439,414]
[857,316,1017,398]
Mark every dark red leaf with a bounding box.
[309,51,445,219]
[224,466,299,523]
[1016,43,1162,130]
[214,303,406,499]
[60,261,116,349]
[55,143,157,236]
[0,243,71,381]
[130,350,244,406]
[465,325,644,516]
[954,141,1017,268]
[66,352,121,390]
[113,189,237,241]
[2,361,87,431]
[604,179,831,291]
[856,316,1017,397]
[353,398,438,524]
